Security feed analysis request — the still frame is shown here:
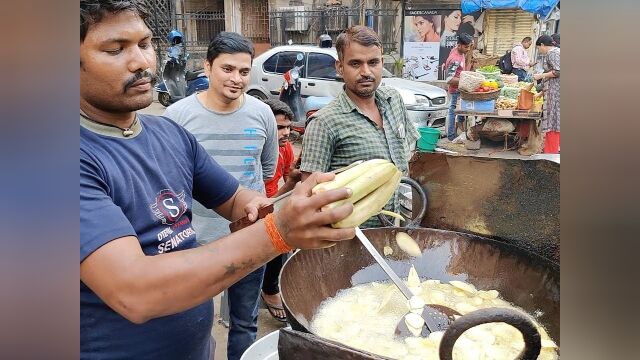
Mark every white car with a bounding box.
[246,45,449,134]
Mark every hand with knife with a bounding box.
[231,170,355,245]
[81,171,355,326]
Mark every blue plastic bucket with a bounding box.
[417,127,440,152]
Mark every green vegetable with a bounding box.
[478,65,501,73]
[500,86,521,99]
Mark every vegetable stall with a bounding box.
[455,65,544,153]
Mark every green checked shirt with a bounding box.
[300,86,419,227]
[301,85,418,174]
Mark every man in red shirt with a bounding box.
[261,99,301,321]
[445,33,474,141]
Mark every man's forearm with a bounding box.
[137,226,278,321]
[81,224,279,324]
[275,179,296,197]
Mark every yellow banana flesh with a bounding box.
[312,159,390,194]
[332,170,402,228]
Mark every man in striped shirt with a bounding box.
[164,32,278,360]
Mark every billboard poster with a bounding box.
[403,9,482,80]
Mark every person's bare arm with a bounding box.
[274,168,301,197]
[80,172,354,325]
[533,71,557,81]
[213,186,270,222]
[448,77,460,86]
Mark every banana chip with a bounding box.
[312,274,558,359]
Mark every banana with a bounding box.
[323,162,398,211]
[311,159,403,228]
[312,159,390,194]
[331,170,402,228]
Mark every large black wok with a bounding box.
[280,227,560,359]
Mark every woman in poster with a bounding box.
[440,10,462,47]
[438,10,462,79]
[409,15,440,42]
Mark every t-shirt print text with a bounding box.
[241,128,259,184]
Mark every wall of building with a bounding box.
[184,0,225,11]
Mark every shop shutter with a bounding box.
[483,9,536,58]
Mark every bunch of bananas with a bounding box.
[312,159,402,228]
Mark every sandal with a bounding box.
[261,293,287,323]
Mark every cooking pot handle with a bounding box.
[378,177,427,228]
[438,307,542,360]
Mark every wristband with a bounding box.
[264,213,293,253]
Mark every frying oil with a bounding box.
[310,268,559,360]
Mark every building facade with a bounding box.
[144,0,555,78]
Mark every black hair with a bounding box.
[536,35,554,47]
[522,36,532,42]
[441,9,462,33]
[551,33,560,47]
[442,9,460,18]
[80,0,150,42]
[261,98,294,122]
[206,32,255,63]
[457,33,473,45]
[336,26,382,60]
[457,22,475,38]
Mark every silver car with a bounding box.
[246,45,449,134]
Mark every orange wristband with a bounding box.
[264,213,293,253]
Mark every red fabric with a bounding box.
[517,120,531,139]
[543,131,560,154]
[264,142,295,198]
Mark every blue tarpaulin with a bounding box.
[461,0,559,18]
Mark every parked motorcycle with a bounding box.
[155,30,209,107]
[279,53,305,137]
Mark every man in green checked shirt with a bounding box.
[299,25,419,227]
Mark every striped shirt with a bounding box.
[164,94,278,242]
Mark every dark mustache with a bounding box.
[357,76,375,83]
[123,70,158,92]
